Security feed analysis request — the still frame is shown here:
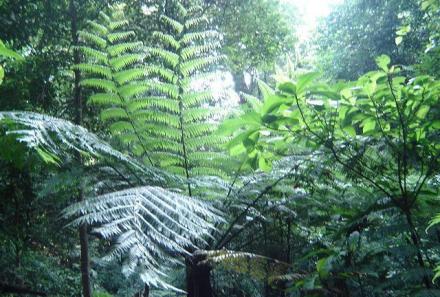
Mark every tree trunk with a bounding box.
[143,284,149,297]
[403,209,431,289]
[79,222,92,297]
[186,251,213,297]
[70,1,92,297]
[233,71,247,101]
[134,284,149,297]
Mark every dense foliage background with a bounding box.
[0,0,439,297]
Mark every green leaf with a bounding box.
[427,213,440,231]
[258,156,272,172]
[257,80,275,98]
[0,65,4,85]
[303,275,317,290]
[431,120,440,129]
[261,94,291,115]
[343,125,356,137]
[243,130,260,149]
[297,72,320,94]
[36,147,61,166]
[229,143,246,156]
[416,105,430,119]
[395,36,403,46]
[278,82,296,95]
[362,118,376,134]
[375,55,391,72]
[0,43,24,60]
[316,256,333,279]
[433,266,440,283]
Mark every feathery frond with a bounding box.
[78,4,230,197]
[63,186,223,290]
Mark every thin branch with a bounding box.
[387,74,408,195]
[215,165,298,249]
[294,94,396,201]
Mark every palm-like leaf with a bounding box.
[0,111,223,290]
[63,186,223,290]
[76,10,155,166]
[79,5,230,197]
[0,111,142,169]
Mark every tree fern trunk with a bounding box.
[70,1,92,297]
[403,209,432,289]
[133,284,149,297]
[79,222,92,297]
[142,284,149,297]
[186,251,213,297]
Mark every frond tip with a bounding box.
[0,112,141,169]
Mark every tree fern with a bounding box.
[78,4,229,198]
[141,2,228,195]
[0,111,142,170]
[75,10,154,166]
[63,186,223,291]
[0,111,222,289]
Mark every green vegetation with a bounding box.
[0,0,439,297]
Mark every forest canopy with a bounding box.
[0,0,440,297]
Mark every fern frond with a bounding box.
[147,140,184,155]
[160,15,184,34]
[88,93,122,106]
[180,30,219,45]
[100,108,129,122]
[87,20,108,36]
[75,46,107,63]
[152,32,180,50]
[79,31,107,48]
[73,63,112,79]
[175,2,188,16]
[204,250,292,282]
[182,91,216,108]
[99,11,111,24]
[146,82,179,99]
[0,112,144,172]
[134,111,180,128]
[80,79,117,92]
[186,135,225,150]
[180,55,224,77]
[183,107,219,123]
[184,16,208,29]
[107,41,143,57]
[118,83,149,99]
[108,31,135,43]
[188,151,227,162]
[109,53,144,71]
[145,47,179,67]
[109,121,134,134]
[79,2,230,190]
[114,67,150,84]
[190,167,228,178]
[63,186,223,290]
[184,123,217,138]
[145,65,176,83]
[187,5,202,15]
[127,97,179,114]
[142,125,182,141]
[109,20,129,30]
[181,43,221,61]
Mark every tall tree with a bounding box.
[70,0,92,296]
[315,0,427,80]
